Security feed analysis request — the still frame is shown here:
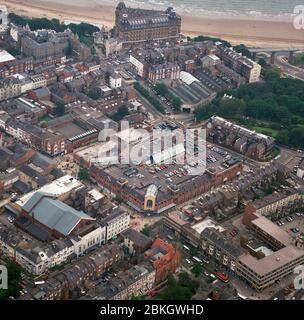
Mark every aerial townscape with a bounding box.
[0,1,304,303]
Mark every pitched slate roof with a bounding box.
[19,164,48,187]
[22,191,94,236]
[30,153,56,170]
[32,87,51,99]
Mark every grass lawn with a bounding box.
[252,126,279,138]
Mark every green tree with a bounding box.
[8,14,99,44]
[194,104,211,121]
[157,272,199,300]
[55,102,65,116]
[111,106,129,122]
[157,284,193,300]
[87,89,99,100]
[78,168,89,181]
[0,261,22,300]
[189,35,231,47]
[218,98,246,118]
[258,58,267,67]
[171,95,182,111]
[141,224,150,237]
[178,272,191,287]
[289,127,304,148]
[112,196,123,204]
[191,262,203,277]
[264,68,280,82]
[178,272,199,293]
[131,295,145,300]
[68,22,99,38]
[294,53,304,66]
[234,44,253,59]
[155,83,169,97]
[134,82,165,114]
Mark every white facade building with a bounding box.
[0,6,8,26]
[297,164,304,179]
[16,248,49,275]
[15,239,75,275]
[130,54,144,77]
[30,75,47,90]
[103,210,130,242]
[110,72,122,89]
[15,225,106,275]
[71,225,106,256]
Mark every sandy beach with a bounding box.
[2,0,304,48]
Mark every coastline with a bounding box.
[2,0,304,48]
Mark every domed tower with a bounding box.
[115,2,128,35]
[144,184,158,212]
[116,2,127,23]
[117,2,126,11]
[165,7,174,14]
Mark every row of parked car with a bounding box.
[276,212,303,226]
[290,227,300,234]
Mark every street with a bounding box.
[275,53,304,81]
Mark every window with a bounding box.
[146,199,153,208]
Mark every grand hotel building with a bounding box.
[114,2,181,44]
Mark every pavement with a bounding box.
[121,203,161,232]
[56,154,79,177]
[277,146,304,170]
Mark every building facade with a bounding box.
[102,210,130,242]
[20,30,72,60]
[216,44,261,83]
[115,3,181,44]
[0,77,21,101]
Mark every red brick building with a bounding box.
[145,238,181,284]
[28,87,51,102]
[0,58,33,77]
[125,86,137,102]
[89,161,242,214]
